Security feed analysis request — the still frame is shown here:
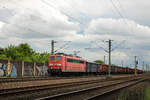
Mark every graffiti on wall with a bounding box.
[0,63,5,76]
[0,62,17,77]
[24,65,34,76]
[24,64,48,76]
[0,59,48,77]
[35,65,48,76]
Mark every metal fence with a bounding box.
[0,59,48,77]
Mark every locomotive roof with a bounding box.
[53,53,81,58]
[50,54,85,60]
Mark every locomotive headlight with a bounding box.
[57,64,61,66]
[49,64,53,66]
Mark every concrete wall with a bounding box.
[0,59,48,77]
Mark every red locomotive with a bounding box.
[48,54,86,75]
[48,54,143,75]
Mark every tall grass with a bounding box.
[116,82,149,100]
[145,86,150,100]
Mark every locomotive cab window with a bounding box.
[56,56,61,61]
[80,61,84,64]
[67,58,73,62]
[50,56,55,60]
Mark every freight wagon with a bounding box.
[99,64,108,74]
[86,62,99,74]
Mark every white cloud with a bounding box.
[0,0,150,67]
[0,0,81,39]
[85,18,150,38]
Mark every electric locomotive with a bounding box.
[48,53,86,75]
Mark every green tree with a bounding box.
[0,54,8,60]
[5,45,18,60]
[31,52,40,62]
[0,43,50,63]
[0,47,4,54]
[94,60,104,64]
[111,64,116,66]
[17,43,34,57]
[31,52,50,63]
[39,52,50,63]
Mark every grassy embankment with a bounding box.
[145,86,150,100]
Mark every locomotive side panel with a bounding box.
[64,57,86,72]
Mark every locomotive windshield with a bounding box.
[56,56,61,61]
[50,56,55,60]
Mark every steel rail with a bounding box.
[0,77,58,83]
[36,77,147,100]
[0,75,142,96]
[84,77,149,100]
[0,77,122,96]
[0,76,96,83]
[0,74,145,83]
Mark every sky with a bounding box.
[0,0,150,69]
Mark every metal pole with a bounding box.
[147,64,150,73]
[142,61,144,73]
[146,64,148,73]
[134,56,137,75]
[34,62,36,76]
[108,40,111,77]
[51,40,54,55]
[22,61,24,77]
[104,56,105,64]
[43,63,45,76]
[121,60,123,67]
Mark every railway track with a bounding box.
[0,76,126,96]
[36,76,149,100]
[0,76,96,83]
[0,74,149,100]
[0,77,57,83]
[84,78,148,100]
[0,74,143,83]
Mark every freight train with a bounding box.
[47,53,143,75]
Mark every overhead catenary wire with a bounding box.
[62,0,91,22]
[0,1,74,53]
[109,0,128,25]
[91,41,109,53]
[1,1,148,67]
[108,0,134,35]
[111,40,127,51]
[115,0,127,17]
[0,0,84,39]
[54,41,71,53]
[41,0,86,26]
